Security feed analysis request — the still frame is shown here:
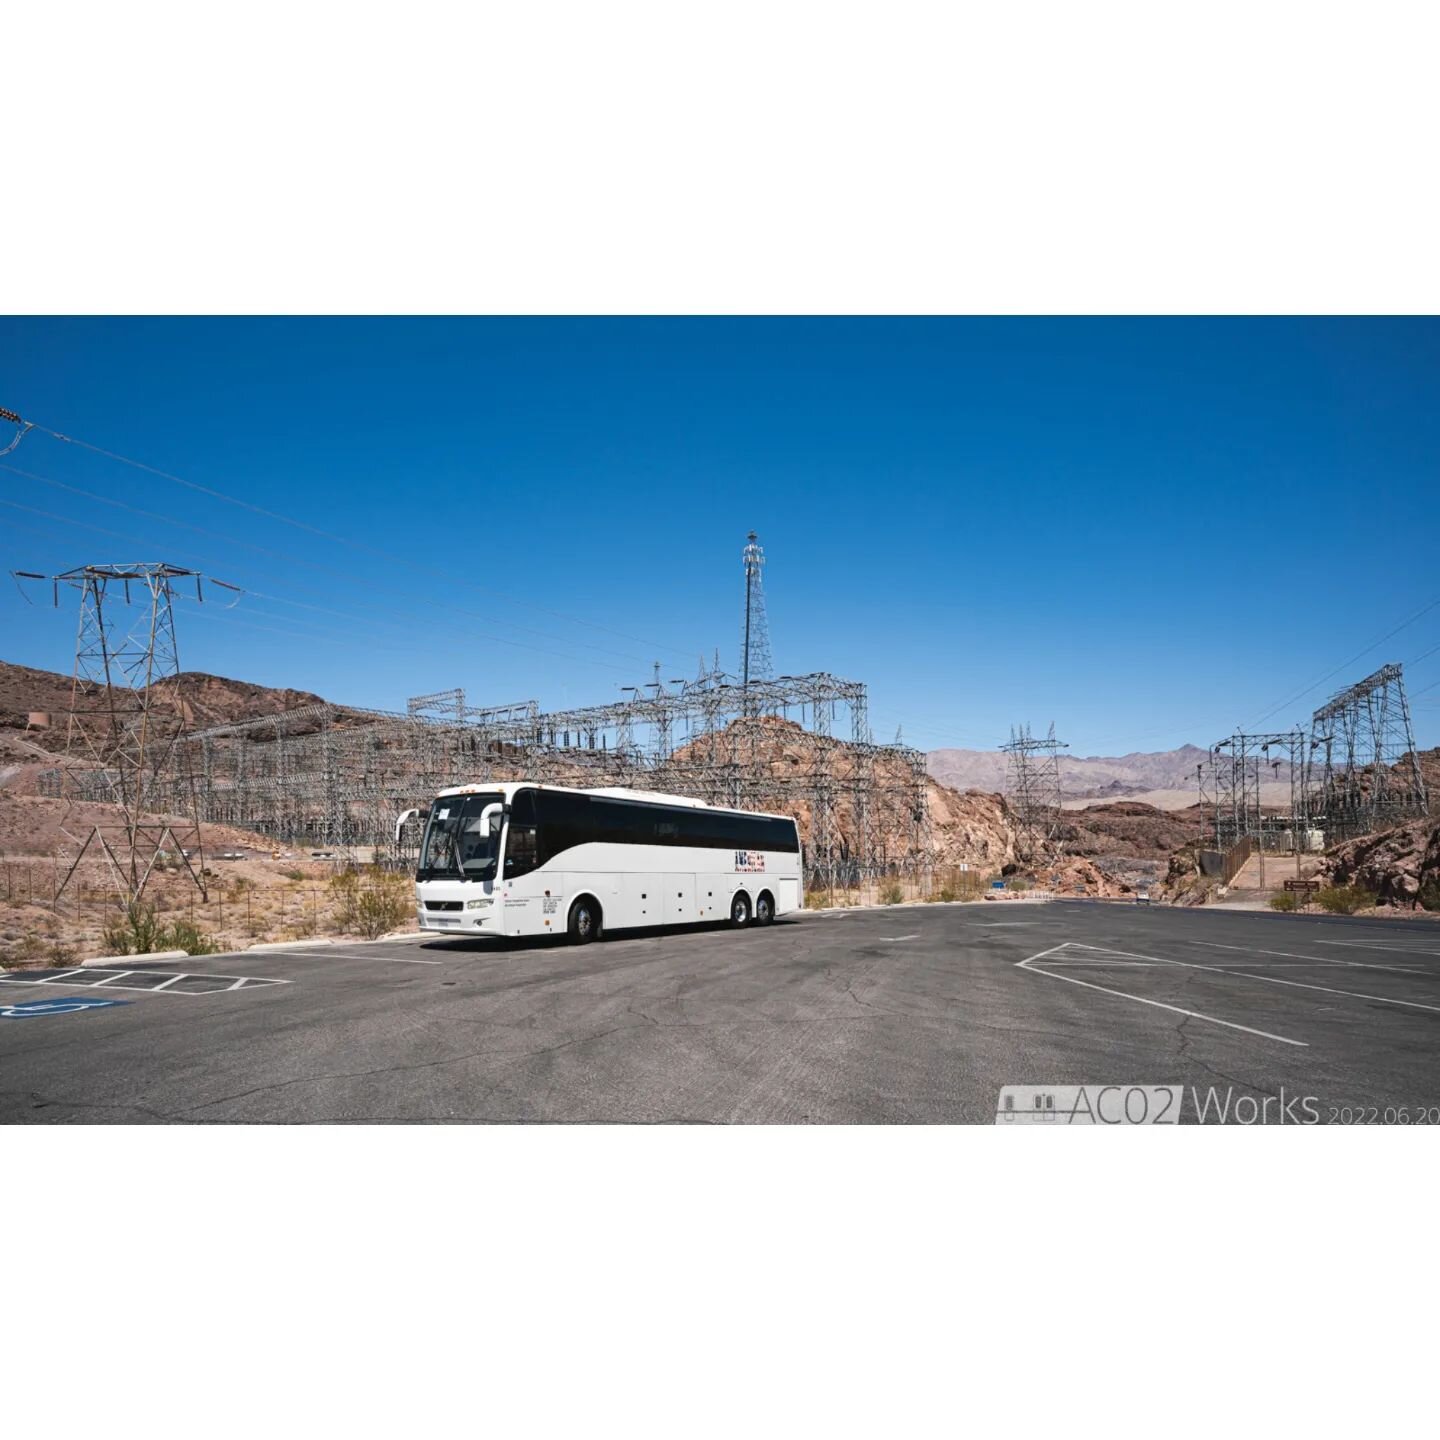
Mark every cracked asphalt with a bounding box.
[2,902,1438,1122]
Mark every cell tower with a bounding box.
[1308,663,1428,840]
[741,530,774,711]
[1001,722,1067,859]
[16,562,234,905]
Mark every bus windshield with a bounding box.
[419,792,504,879]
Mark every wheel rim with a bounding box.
[733,896,749,923]
[577,907,592,936]
[758,897,771,921]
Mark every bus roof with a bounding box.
[429,780,794,822]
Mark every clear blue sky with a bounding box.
[3,317,1438,755]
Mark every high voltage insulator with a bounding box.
[0,404,31,457]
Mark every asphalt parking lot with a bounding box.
[3,902,1439,1123]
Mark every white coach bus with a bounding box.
[404,783,803,943]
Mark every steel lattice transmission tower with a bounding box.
[1308,663,1428,841]
[1208,730,1307,851]
[1001,722,1068,859]
[18,563,234,905]
[740,530,774,712]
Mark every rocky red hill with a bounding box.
[0,659,331,752]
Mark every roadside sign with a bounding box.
[991,880,1005,890]
[1284,879,1321,892]
[0,995,132,1019]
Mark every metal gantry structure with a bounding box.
[1208,730,1307,851]
[31,537,930,892]
[1205,662,1429,851]
[1000,722,1067,859]
[1307,663,1429,841]
[16,562,237,903]
[51,670,929,888]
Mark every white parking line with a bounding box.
[1068,942,1440,1018]
[1035,958,1155,966]
[1194,940,1423,974]
[1016,944,1307,1046]
[250,948,443,966]
[878,934,921,943]
[0,970,290,994]
[1310,938,1440,957]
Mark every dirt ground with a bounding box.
[0,793,414,967]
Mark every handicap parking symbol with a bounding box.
[0,995,132,1019]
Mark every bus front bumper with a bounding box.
[417,900,502,933]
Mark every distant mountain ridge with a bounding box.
[927,743,1214,799]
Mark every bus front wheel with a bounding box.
[568,897,601,944]
[730,892,752,928]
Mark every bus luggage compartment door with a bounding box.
[663,874,695,925]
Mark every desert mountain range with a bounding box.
[927,743,1216,799]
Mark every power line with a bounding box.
[1240,594,1440,731]
[15,416,699,660]
[3,533,661,692]
[0,494,664,677]
[0,459,661,668]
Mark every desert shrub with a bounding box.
[322,866,413,937]
[1268,892,1298,912]
[329,868,361,931]
[164,919,221,956]
[281,868,307,882]
[1418,877,1440,913]
[1,934,48,970]
[100,901,222,956]
[354,878,412,937]
[102,901,166,955]
[929,868,986,903]
[1008,877,1030,893]
[879,881,904,905]
[1316,884,1375,916]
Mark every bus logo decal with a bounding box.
[735,850,766,872]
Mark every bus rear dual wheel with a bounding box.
[730,889,774,928]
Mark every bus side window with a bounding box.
[505,790,539,877]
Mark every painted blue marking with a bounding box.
[0,995,132,1018]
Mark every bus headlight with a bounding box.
[465,897,494,910]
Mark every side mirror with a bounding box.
[480,802,504,837]
[394,807,428,843]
